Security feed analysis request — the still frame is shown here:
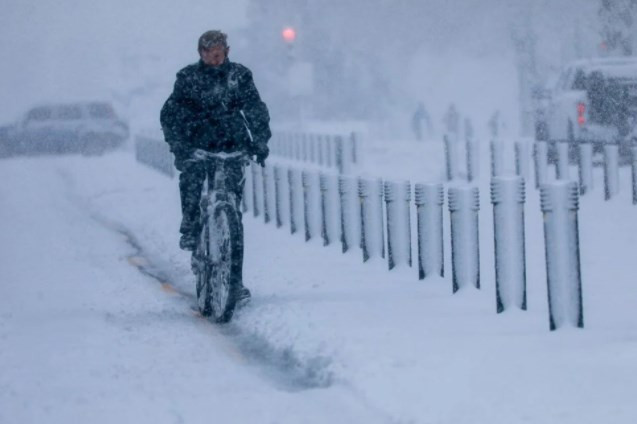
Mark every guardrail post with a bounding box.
[404,181,412,268]
[540,181,584,330]
[359,178,385,262]
[490,140,504,177]
[262,165,271,224]
[302,133,308,162]
[339,176,359,253]
[243,162,252,213]
[556,141,569,180]
[326,136,333,168]
[288,168,298,234]
[578,142,593,195]
[444,134,457,181]
[285,133,294,159]
[604,143,619,200]
[515,140,530,180]
[384,182,397,269]
[316,134,325,166]
[491,176,527,313]
[448,186,480,292]
[309,133,316,163]
[350,132,359,165]
[335,135,345,174]
[415,183,444,279]
[632,146,637,205]
[251,163,260,217]
[534,141,549,188]
[274,166,284,228]
[320,173,331,246]
[467,139,480,182]
[358,179,370,261]
[302,170,312,241]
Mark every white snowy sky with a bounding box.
[0,0,601,136]
[0,0,247,122]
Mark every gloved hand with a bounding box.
[249,142,269,167]
[170,144,194,172]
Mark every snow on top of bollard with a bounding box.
[448,186,480,212]
[490,176,525,205]
[415,183,444,206]
[540,181,579,212]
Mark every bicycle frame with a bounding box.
[190,149,249,321]
[191,149,248,211]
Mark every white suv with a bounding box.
[535,57,637,159]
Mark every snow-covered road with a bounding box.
[0,156,386,424]
[2,151,637,423]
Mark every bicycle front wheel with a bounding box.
[199,204,242,323]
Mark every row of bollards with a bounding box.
[270,131,359,174]
[470,138,636,204]
[243,160,584,331]
[531,140,631,202]
[133,131,589,332]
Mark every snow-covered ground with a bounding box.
[2,140,637,423]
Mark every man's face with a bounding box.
[200,45,227,67]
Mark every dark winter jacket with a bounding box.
[160,59,271,165]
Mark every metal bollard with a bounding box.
[302,170,312,241]
[350,132,359,165]
[540,181,584,330]
[490,140,504,177]
[309,134,316,163]
[448,186,480,292]
[404,181,413,268]
[415,183,444,279]
[603,143,619,201]
[444,134,457,181]
[578,142,593,195]
[335,135,345,174]
[632,146,637,205]
[358,179,385,262]
[556,141,569,180]
[375,179,386,260]
[317,135,325,166]
[243,162,253,213]
[251,163,260,217]
[466,139,480,182]
[515,140,530,180]
[534,141,549,188]
[319,173,330,246]
[338,176,359,253]
[384,182,411,269]
[288,169,298,234]
[302,134,308,162]
[274,166,284,228]
[358,179,371,261]
[262,165,271,224]
[491,177,527,313]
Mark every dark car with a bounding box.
[2,101,129,156]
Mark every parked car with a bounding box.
[3,101,129,156]
[534,57,637,161]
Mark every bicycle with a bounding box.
[188,149,249,323]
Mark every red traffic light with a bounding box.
[282,27,296,43]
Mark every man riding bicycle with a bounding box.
[160,30,271,302]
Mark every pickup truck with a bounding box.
[535,57,637,160]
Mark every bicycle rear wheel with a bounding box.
[196,204,242,322]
